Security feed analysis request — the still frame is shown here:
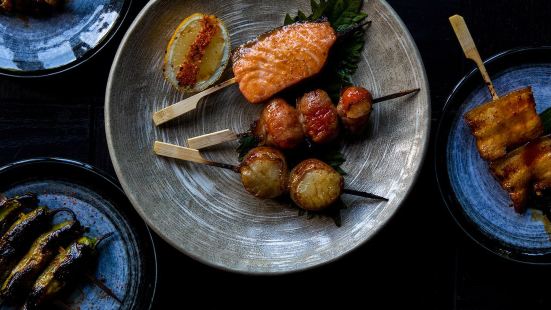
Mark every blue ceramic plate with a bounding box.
[0,158,156,309]
[436,47,551,264]
[0,0,131,77]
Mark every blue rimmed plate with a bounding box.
[435,47,551,264]
[0,0,131,77]
[0,158,157,309]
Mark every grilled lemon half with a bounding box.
[163,13,230,93]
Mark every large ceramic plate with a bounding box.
[0,0,131,77]
[0,158,157,309]
[436,47,551,264]
[106,0,430,273]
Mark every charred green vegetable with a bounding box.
[1,218,82,301]
[1,0,64,15]
[22,235,110,309]
[0,193,39,236]
[0,207,51,285]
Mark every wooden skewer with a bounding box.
[187,88,420,150]
[153,78,237,126]
[372,88,420,103]
[449,15,499,100]
[154,141,238,171]
[84,273,123,304]
[154,141,387,201]
[187,129,242,150]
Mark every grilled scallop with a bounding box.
[289,159,344,211]
[240,147,289,199]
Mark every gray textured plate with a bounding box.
[105,0,430,273]
[0,0,131,77]
[436,47,551,264]
[0,158,157,308]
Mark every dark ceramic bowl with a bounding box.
[0,0,131,77]
[435,47,551,264]
[0,158,157,309]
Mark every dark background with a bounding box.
[2,0,551,308]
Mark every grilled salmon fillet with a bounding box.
[464,87,543,161]
[490,135,551,213]
[232,21,337,104]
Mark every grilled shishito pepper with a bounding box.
[23,236,105,309]
[0,219,82,300]
[0,193,38,236]
[0,207,51,285]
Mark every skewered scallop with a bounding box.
[239,146,289,199]
[288,159,344,211]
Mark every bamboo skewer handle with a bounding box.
[187,129,240,150]
[154,141,210,164]
[154,141,238,171]
[153,77,237,126]
[449,15,499,100]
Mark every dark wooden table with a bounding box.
[2,0,551,308]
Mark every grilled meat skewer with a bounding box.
[465,87,543,161]
[188,87,419,150]
[490,135,551,213]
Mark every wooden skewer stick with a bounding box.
[449,15,499,100]
[187,88,420,150]
[187,129,243,150]
[84,273,123,304]
[342,189,388,201]
[154,141,238,171]
[154,141,387,201]
[153,77,237,126]
[372,88,420,103]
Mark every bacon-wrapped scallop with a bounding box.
[297,89,340,144]
[337,86,373,134]
[253,98,304,149]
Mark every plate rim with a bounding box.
[105,0,431,274]
[0,0,133,78]
[434,46,551,265]
[0,157,159,308]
